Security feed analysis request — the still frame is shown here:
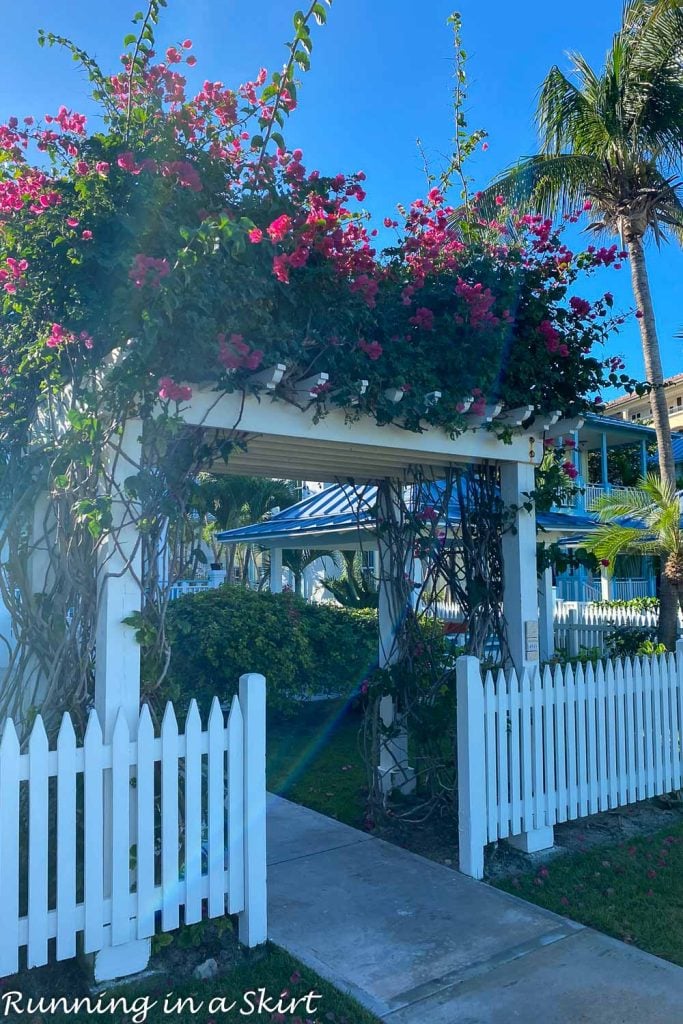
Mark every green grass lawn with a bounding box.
[267,699,368,828]
[40,944,379,1023]
[493,820,683,966]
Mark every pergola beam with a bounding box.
[179,388,543,481]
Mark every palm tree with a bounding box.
[588,472,683,647]
[191,474,297,581]
[281,548,339,597]
[480,0,683,640]
[482,0,683,488]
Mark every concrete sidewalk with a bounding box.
[267,795,683,1023]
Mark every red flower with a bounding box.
[248,227,263,244]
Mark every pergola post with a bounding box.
[93,417,150,981]
[270,547,283,594]
[377,481,415,796]
[500,461,540,674]
[20,493,56,717]
[500,461,553,854]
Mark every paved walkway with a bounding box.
[267,795,683,1023]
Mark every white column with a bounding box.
[500,461,540,673]
[640,438,648,479]
[500,461,554,854]
[94,419,143,741]
[20,493,55,717]
[538,563,555,663]
[600,567,613,601]
[600,432,609,486]
[377,482,415,795]
[93,418,150,981]
[269,547,282,594]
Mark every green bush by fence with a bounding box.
[164,587,378,714]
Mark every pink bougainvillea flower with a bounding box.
[66,217,79,228]
[158,377,192,402]
[482,142,489,151]
[129,254,170,288]
[248,228,263,244]
[357,337,382,360]
[409,306,435,331]
[267,214,292,243]
[569,296,591,317]
[81,230,93,240]
[272,253,290,283]
[494,194,505,206]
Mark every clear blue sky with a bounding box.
[1,0,680,387]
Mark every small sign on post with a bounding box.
[524,620,539,661]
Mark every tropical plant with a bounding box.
[192,475,297,580]
[480,0,683,640]
[280,548,339,597]
[322,551,379,609]
[588,472,683,647]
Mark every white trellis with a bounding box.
[19,381,575,977]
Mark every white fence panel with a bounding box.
[458,648,683,878]
[0,675,267,977]
[554,603,682,657]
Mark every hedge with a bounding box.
[164,586,378,715]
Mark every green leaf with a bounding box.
[123,34,137,46]
[312,2,327,24]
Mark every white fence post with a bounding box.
[238,673,268,947]
[568,606,580,658]
[456,656,486,880]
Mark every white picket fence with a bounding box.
[457,648,683,878]
[554,604,682,656]
[0,674,266,977]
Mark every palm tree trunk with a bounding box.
[659,576,679,649]
[627,229,679,650]
[626,231,676,489]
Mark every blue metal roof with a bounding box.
[651,435,683,466]
[216,483,599,545]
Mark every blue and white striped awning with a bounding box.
[216,483,600,546]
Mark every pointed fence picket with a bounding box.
[457,646,683,879]
[0,674,267,977]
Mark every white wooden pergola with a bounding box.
[93,383,578,975]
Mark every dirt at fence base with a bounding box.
[375,796,683,881]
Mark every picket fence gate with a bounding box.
[0,673,266,977]
[457,647,683,879]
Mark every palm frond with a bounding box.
[477,153,602,220]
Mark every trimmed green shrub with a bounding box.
[164,587,377,714]
[605,625,659,658]
[594,597,659,612]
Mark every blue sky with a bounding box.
[1,0,680,387]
